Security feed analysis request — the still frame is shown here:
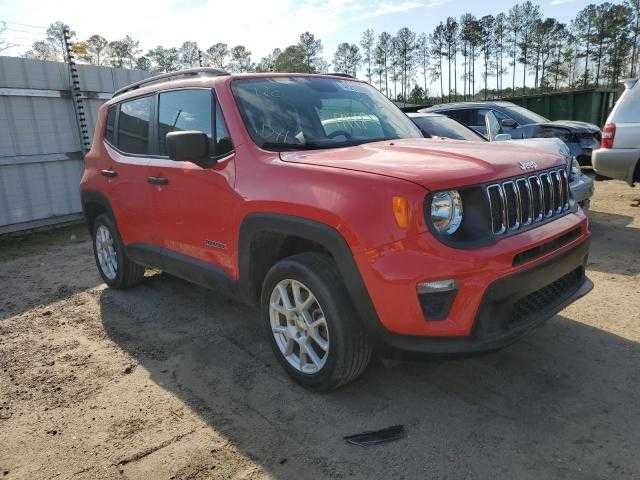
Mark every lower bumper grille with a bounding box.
[510,267,584,326]
[513,227,582,265]
[472,240,589,340]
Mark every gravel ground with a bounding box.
[1,178,639,480]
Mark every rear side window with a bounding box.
[158,89,213,156]
[215,102,233,156]
[118,96,152,155]
[105,106,116,144]
[446,109,475,127]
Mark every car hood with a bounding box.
[539,120,601,134]
[280,138,564,191]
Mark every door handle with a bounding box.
[100,169,118,178]
[147,176,169,186]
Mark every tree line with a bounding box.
[9,0,640,104]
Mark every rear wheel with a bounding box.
[92,214,144,288]
[261,252,372,391]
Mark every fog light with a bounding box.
[417,279,457,293]
[417,279,457,321]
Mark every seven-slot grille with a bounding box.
[486,168,570,235]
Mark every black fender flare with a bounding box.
[80,190,115,232]
[238,213,385,339]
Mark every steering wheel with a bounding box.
[327,130,352,140]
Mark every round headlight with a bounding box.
[430,190,463,235]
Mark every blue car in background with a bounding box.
[421,101,602,167]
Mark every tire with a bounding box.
[92,213,144,289]
[261,252,373,391]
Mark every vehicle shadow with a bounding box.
[0,226,101,321]
[587,209,640,276]
[100,272,640,479]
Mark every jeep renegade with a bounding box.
[81,68,592,391]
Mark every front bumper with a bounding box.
[374,239,592,355]
[592,148,640,185]
[354,210,591,354]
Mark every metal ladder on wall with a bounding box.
[62,26,91,156]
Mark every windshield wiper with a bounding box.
[260,138,394,151]
[260,141,360,151]
[260,142,331,151]
[348,137,394,146]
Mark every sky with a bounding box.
[1,0,606,91]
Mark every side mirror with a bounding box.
[500,118,517,128]
[494,133,512,141]
[166,131,210,165]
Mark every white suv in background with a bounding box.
[593,79,640,185]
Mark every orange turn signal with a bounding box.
[392,196,411,229]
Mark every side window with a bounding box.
[118,96,152,155]
[476,109,495,131]
[214,102,233,156]
[446,109,475,127]
[158,89,213,156]
[492,109,516,125]
[492,110,510,122]
[105,106,116,144]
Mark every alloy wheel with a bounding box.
[269,278,330,374]
[95,224,118,280]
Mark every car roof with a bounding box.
[106,71,365,106]
[421,100,516,112]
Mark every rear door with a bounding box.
[146,88,238,275]
[103,96,155,245]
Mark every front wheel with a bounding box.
[92,213,144,288]
[261,252,372,391]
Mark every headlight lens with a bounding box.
[430,190,463,234]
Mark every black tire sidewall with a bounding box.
[260,255,354,390]
[92,214,127,288]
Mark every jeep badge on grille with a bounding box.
[519,160,538,171]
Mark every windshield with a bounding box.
[231,76,422,150]
[411,115,484,141]
[500,104,549,125]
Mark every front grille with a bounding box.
[510,266,584,326]
[486,168,570,236]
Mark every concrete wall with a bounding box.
[0,56,150,234]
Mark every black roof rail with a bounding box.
[112,67,230,98]
[324,72,355,79]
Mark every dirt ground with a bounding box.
[1,177,639,480]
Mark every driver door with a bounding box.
[146,88,238,275]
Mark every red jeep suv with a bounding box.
[81,68,592,391]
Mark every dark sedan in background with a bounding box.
[407,111,594,211]
[421,101,601,166]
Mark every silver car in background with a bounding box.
[592,78,640,186]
